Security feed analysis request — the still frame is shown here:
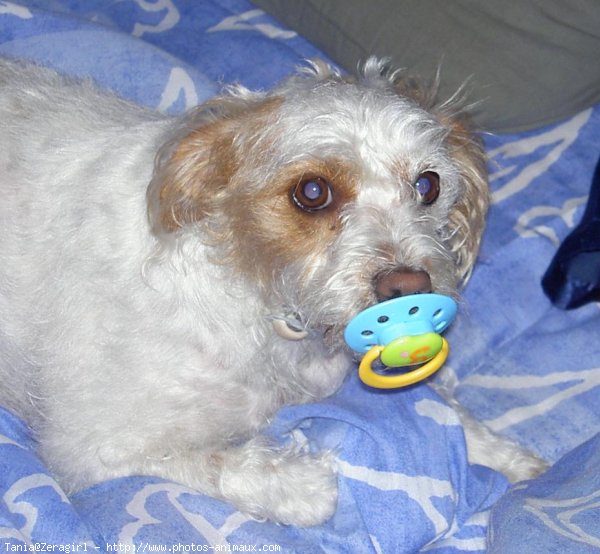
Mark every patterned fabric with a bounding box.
[0,1,599,552]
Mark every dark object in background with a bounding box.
[542,156,600,309]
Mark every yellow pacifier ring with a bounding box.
[358,338,449,389]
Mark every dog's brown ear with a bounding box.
[146,99,239,235]
[443,115,489,285]
[147,93,278,235]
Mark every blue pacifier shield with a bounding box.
[344,293,458,353]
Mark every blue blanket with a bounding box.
[1,1,599,552]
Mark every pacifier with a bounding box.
[344,294,457,389]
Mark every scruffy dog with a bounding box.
[0,56,541,526]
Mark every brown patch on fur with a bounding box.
[224,158,359,286]
[147,88,360,292]
[147,96,282,234]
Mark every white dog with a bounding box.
[0,57,544,526]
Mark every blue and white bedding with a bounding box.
[0,1,599,552]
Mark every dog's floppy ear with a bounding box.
[147,91,277,235]
[147,100,238,235]
[443,115,489,285]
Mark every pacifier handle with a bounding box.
[358,338,449,389]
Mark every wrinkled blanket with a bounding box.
[1,1,599,552]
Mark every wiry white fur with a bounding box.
[0,57,544,527]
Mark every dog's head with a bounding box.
[147,59,488,348]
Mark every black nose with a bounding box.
[373,268,432,301]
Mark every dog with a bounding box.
[0,56,545,527]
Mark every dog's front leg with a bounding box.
[142,436,338,526]
[433,380,548,482]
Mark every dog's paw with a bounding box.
[217,441,338,526]
[260,449,338,526]
[458,405,549,483]
[500,447,549,483]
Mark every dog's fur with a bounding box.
[0,57,543,526]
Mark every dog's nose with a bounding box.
[373,268,432,301]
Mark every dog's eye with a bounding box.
[291,177,333,212]
[414,171,440,205]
